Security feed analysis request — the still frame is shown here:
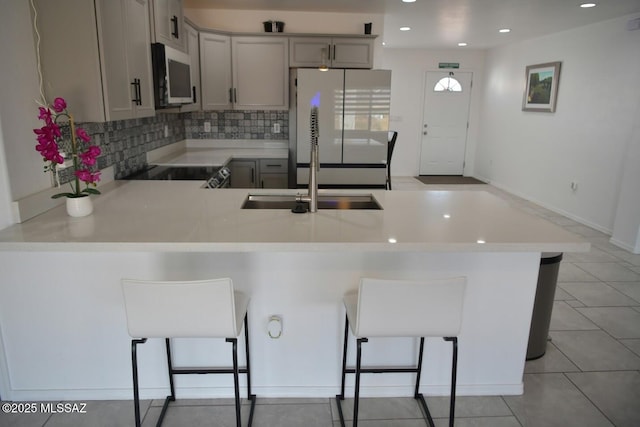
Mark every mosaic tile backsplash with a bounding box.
[56,110,288,184]
[183,111,289,140]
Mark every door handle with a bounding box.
[131,78,142,105]
[171,15,179,38]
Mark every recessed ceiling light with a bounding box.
[400,26,411,31]
[580,3,596,8]
[458,42,468,47]
[499,28,511,33]
[402,0,417,3]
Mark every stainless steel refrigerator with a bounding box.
[289,69,391,188]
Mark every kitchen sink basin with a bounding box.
[242,193,382,210]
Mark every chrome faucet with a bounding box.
[296,104,319,212]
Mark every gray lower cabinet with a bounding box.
[258,159,287,188]
[230,159,288,188]
[230,160,257,188]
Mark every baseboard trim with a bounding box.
[484,179,613,236]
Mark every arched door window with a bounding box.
[434,74,462,92]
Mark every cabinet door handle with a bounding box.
[333,44,336,60]
[233,88,237,103]
[131,78,141,105]
[131,80,137,104]
[192,86,197,103]
[171,15,179,38]
[136,79,142,105]
[229,88,233,104]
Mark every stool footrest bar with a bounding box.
[344,366,419,374]
[171,367,249,375]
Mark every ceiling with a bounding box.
[184,0,640,48]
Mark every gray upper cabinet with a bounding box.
[150,0,186,52]
[200,34,289,110]
[180,21,201,112]
[289,37,374,69]
[35,0,155,122]
[200,32,233,110]
[232,37,289,110]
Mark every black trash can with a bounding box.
[526,252,563,360]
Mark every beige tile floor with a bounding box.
[2,178,639,426]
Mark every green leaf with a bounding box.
[83,188,101,195]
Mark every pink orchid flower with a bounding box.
[75,127,91,143]
[52,97,67,113]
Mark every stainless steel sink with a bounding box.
[242,193,382,210]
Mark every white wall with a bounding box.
[475,14,640,234]
[0,1,52,223]
[378,48,486,177]
[611,98,640,252]
[0,121,12,232]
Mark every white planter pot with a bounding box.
[66,196,93,217]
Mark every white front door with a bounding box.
[419,71,473,175]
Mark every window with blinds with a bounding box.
[335,88,391,132]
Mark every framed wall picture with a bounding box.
[522,61,561,112]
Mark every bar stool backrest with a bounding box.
[355,277,466,337]
[122,278,247,338]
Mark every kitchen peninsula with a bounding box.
[0,183,588,401]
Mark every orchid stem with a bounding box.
[69,113,80,196]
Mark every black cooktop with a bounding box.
[122,165,220,181]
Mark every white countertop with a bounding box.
[0,182,589,253]
[153,147,288,167]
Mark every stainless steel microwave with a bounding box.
[151,43,193,108]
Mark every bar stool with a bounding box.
[122,278,257,427]
[335,277,467,427]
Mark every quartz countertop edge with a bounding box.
[0,241,590,253]
[0,182,590,253]
[151,147,289,167]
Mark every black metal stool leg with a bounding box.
[156,338,176,425]
[227,338,241,427]
[444,337,458,427]
[414,337,425,398]
[165,339,176,401]
[335,314,350,426]
[244,313,257,426]
[131,338,147,427]
[414,337,436,427]
[339,314,349,399]
[353,337,368,427]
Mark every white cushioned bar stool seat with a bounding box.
[336,277,467,427]
[122,278,256,427]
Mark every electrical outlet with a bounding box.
[272,123,281,133]
[204,121,211,132]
